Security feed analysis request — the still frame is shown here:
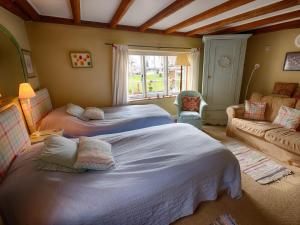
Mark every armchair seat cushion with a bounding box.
[232,118,281,137]
[180,111,201,119]
[265,128,300,154]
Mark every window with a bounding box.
[128,54,187,100]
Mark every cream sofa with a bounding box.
[226,93,300,167]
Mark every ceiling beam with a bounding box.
[186,0,300,36]
[139,0,194,32]
[0,0,30,20]
[253,19,300,34]
[165,0,253,34]
[39,15,202,38]
[110,0,134,28]
[70,0,80,24]
[14,0,40,21]
[215,10,300,34]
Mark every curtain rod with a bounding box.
[104,43,193,50]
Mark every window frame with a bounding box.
[128,50,189,101]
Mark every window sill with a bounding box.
[128,95,176,102]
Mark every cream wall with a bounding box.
[0,7,39,89]
[25,22,201,113]
[241,28,300,101]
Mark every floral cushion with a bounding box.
[292,87,300,99]
[0,105,30,179]
[272,82,298,97]
[82,107,104,120]
[182,96,200,112]
[74,136,115,170]
[244,100,266,121]
[273,106,300,130]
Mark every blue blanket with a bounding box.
[0,123,241,225]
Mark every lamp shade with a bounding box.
[175,54,190,66]
[19,83,36,99]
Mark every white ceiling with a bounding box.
[26,0,300,33]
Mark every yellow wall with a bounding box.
[26,22,201,113]
[242,28,300,101]
[0,7,39,89]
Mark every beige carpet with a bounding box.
[172,125,300,225]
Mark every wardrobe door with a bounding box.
[202,35,250,125]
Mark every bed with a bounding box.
[0,105,241,225]
[20,88,174,137]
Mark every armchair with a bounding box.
[174,91,207,129]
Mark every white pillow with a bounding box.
[82,107,104,120]
[73,136,115,170]
[66,103,84,118]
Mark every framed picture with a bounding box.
[70,52,92,68]
[283,51,300,71]
[22,49,35,78]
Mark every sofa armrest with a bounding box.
[226,104,245,121]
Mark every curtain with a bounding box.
[187,48,200,91]
[112,44,129,106]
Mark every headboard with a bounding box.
[0,104,30,179]
[20,88,53,133]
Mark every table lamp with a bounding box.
[175,54,190,92]
[19,83,36,134]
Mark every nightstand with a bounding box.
[30,129,64,144]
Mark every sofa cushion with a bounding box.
[292,87,300,99]
[272,82,298,97]
[249,92,263,102]
[273,106,300,130]
[244,100,266,121]
[232,118,281,137]
[261,95,296,122]
[265,128,300,155]
[180,111,200,119]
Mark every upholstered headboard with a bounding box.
[0,105,30,179]
[20,88,53,133]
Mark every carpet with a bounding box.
[226,142,293,184]
[209,214,238,225]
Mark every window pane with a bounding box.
[128,55,144,99]
[167,56,187,95]
[145,56,165,97]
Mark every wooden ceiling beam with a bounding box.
[14,0,40,21]
[215,10,300,34]
[165,0,254,34]
[39,15,202,38]
[70,0,80,24]
[253,19,300,34]
[0,0,30,20]
[139,0,194,32]
[186,0,300,36]
[110,0,134,28]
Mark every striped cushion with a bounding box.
[0,105,30,179]
[20,88,53,133]
[244,100,266,121]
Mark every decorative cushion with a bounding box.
[265,127,300,155]
[292,87,300,99]
[82,107,104,120]
[20,88,53,133]
[66,103,84,118]
[249,92,263,102]
[74,136,115,170]
[182,96,200,112]
[273,106,300,130]
[0,105,30,179]
[232,118,281,138]
[272,82,298,97]
[36,135,85,172]
[244,100,266,121]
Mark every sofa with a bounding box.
[226,92,300,167]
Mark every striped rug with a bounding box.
[226,142,293,184]
[209,214,238,225]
